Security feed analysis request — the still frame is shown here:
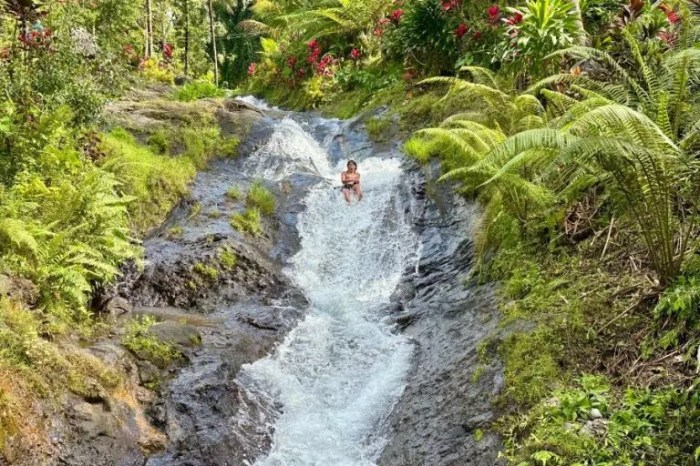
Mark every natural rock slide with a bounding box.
[50,97,504,466]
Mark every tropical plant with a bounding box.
[411,20,700,285]
[499,0,584,81]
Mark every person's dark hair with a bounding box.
[347,160,358,169]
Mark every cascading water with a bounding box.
[238,112,419,465]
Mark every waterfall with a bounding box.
[238,113,418,465]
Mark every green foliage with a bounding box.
[246,181,276,216]
[218,247,237,269]
[230,208,263,236]
[416,25,700,284]
[100,128,196,234]
[501,376,700,465]
[193,262,219,281]
[148,129,171,155]
[499,0,583,79]
[219,136,241,158]
[387,0,457,73]
[365,116,392,141]
[174,81,226,102]
[226,186,243,201]
[122,316,180,369]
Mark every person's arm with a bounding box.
[340,171,347,184]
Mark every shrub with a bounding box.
[226,187,243,201]
[246,181,276,216]
[499,0,583,79]
[99,128,195,234]
[140,58,175,84]
[219,136,240,158]
[230,208,262,236]
[174,81,226,102]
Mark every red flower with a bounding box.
[307,39,319,51]
[454,23,469,39]
[287,55,298,68]
[350,48,361,60]
[247,63,257,76]
[390,9,404,22]
[374,28,384,37]
[667,10,680,24]
[487,5,501,22]
[441,0,461,12]
[163,43,174,60]
[472,30,482,40]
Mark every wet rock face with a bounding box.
[379,162,505,466]
[43,110,312,466]
[122,118,312,466]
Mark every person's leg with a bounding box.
[343,188,352,203]
[354,185,363,201]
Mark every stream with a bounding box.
[131,98,503,466]
[237,113,419,465]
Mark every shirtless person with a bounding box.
[341,160,363,203]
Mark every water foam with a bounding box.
[240,121,418,466]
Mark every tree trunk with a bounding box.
[145,0,154,57]
[570,0,587,45]
[184,0,190,76]
[207,0,219,85]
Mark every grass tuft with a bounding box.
[246,181,276,216]
[122,316,180,369]
[230,208,262,236]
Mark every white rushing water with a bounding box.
[240,117,418,466]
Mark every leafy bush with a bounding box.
[174,81,226,102]
[246,181,276,216]
[499,0,583,79]
[140,58,175,84]
[230,208,262,235]
[100,128,195,234]
[501,376,700,465]
[219,136,241,158]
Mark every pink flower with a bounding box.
[441,0,461,12]
[667,10,680,24]
[350,48,361,60]
[487,5,500,22]
[374,28,384,37]
[378,17,390,26]
[247,63,257,76]
[454,23,469,39]
[390,9,404,22]
[307,39,319,51]
[287,55,298,68]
